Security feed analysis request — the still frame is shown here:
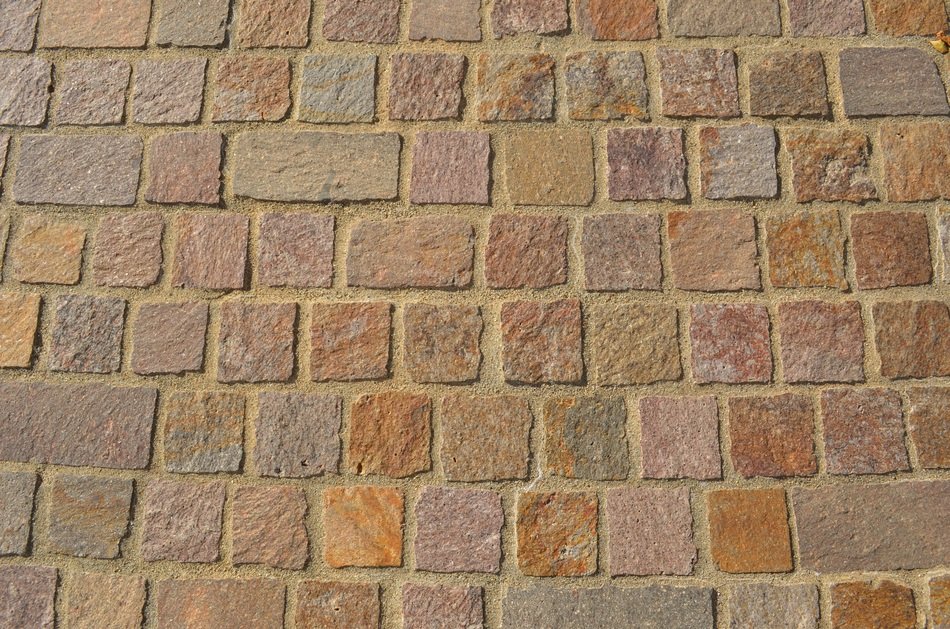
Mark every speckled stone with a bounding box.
[930,575,950,628]
[607,127,687,201]
[0,566,56,629]
[310,302,391,382]
[10,215,86,285]
[690,303,772,384]
[258,213,334,289]
[501,299,583,385]
[517,492,597,576]
[831,581,916,629]
[787,0,866,35]
[565,51,648,120]
[232,485,309,570]
[414,486,503,574]
[235,0,310,47]
[907,388,950,469]
[607,487,695,576]
[440,394,532,481]
[348,392,431,478]
[146,131,222,205]
[582,214,662,291]
[505,129,594,205]
[668,0,780,35]
[544,396,629,480]
[402,585,483,629]
[154,579,284,629]
[38,0,150,48]
[299,55,376,123]
[409,0,481,41]
[869,0,948,35]
[213,57,290,122]
[389,52,466,121]
[588,304,680,385]
[131,302,208,375]
[255,392,342,478]
[658,49,739,118]
[154,0,231,46]
[0,0,40,51]
[476,54,555,122]
[766,210,847,289]
[56,59,130,125]
[576,0,658,40]
[700,125,777,199]
[839,48,949,117]
[141,480,225,563]
[65,572,145,629]
[296,581,380,629]
[639,396,721,480]
[749,51,830,118]
[669,209,760,291]
[132,58,206,124]
[171,213,248,290]
[410,131,490,205]
[217,302,296,384]
[485,214,568,289]
[93,212,164,288]
[786,128,876,202]
[853,211,932,290]
[323,0,400,43]
[48,295,125,374]
[163,391,244,474]
[821,388,909,475]
[879,122,950,202]
[778,300,865,383]
[403,304,482,383]
[728,393,817,478]
[0,57,50,126]
[323,486,403,568]
[491,0,568,37]
[729,583,819,629]
[873,301,950,379]
[0,472,35,556]
[708,488,792,574]
[47,474,132,559]
[0,294,39,369]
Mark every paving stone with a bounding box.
[299,54,376,123]
[404,304,482,383]
[389,52,466,120]
[565,51,648,120]
[164,391,244,474]
[708,488,792,574]
[296,581,380,629]
[501,299,583,385]
[607,487,695,576]
[259,213,334,288]
[690,303,772,384]
[10,215,86,285]
[93,212,163,288]
[491,0,568,37]
[172,214,248,290]
[403,585,483,629]
[0,566,56,629]
[217,302,296,383]
[255,392,341,478]
[639,396,721,480]
[212,56,290,122]
[56,59,130,125]
[324,486,403,567]
[38,0,150,47]
[669,209,760,291]
[517,491,598,576]
[793,481,950,571]
[142,479,225,563]
[588,304,680,385]
[787,0,866,35]
[658,49,739,118]
[544,396,629,480]
[506,129,593,205]
[576,0,658,40]
[155,0,231,46]
[869,0,948,35]
[879,122,950,202]
[232,485,308,569]
[700,126,777,199]
[932,576,950,629]
[409,0,481,41]
[873,301,950,379]
[47,474,131,558]
[0,294,38,369]
[728,393,817,478]
[582,214,662,291]
[821,388,908,475]
[749,51,829,118]
[839,48,949,117]
[348,392,431,478]
[0,0,40,50]
[233,131,400,201]
[766,210,847,289]
[154,579,284,629]
[441,394,532,481]
[132,58,206,124]
[0,471,35,555]
[778,301,865,383]
[414,486,503,573]
[729,583,819,629]
[906,387,950,469]
[668,0,779,35]
[323,0,400,43]
[146,132,222,204]
[310,302,391,382]
[831,581,916,629]
[785,129,876,202]
[236,0,310,47]
[476,53,556,121]
[0,382,156,469]
[14,134,142,206]
[49,295,125,374]
[607,127,687,200]
[65,572,145,629]
[410,131,490,205]
[486,214,568,288]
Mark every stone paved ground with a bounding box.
[0,0,949,627]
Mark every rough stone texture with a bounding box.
[323,0,400,43]
[324,486,403,568]
[236,0,310,47]
[517,492,598,577]
[217,302,296,383]
[10,215,86,285]
[47,474,131,559]
[607,487,695,576]
[932,576,950,629]
[668,0,780,35]
[48,295,125,374]
[779,301,865,383]
[766,210,847,289]
[728,394,817,478]
[690,303,772,384]
[486,214,568,288]
[0,294,39,368]
[155,0,231,46]
[906,388,950,469]
[639,396,721,480]
[565,51,648,120]
[409,0,481,41]
[410,131,490,205]
[93,212,163,288]
[588,304,680,385]
[154,579,284,629]
[403,585,483,629]
[477,54,556,122]
[831,581,916,629]
[785,129,876,202]
[133,58,206,124]
[0,0,40,50]
[163,391,244,474]
[0,472,35,556]
[0,383,156,469]
[943,212,950,283]
[853,212,932,290]
[14,135,143,206]
[658,49,739,118]
[232,485,309,569]
[142,480,226,563]
[787,0,866,35]
[582,214,662,291]
[172,214,248,290]
[700,126,777,199]
[132,303,207,375]
[259,213,334,288]
[297,581,380,629]
[56,59,130,125]
[349,392,431,478]
[65,572,146,629]
[839,48,948,117]
[821,388,909,475]
[0,566,56,629]
[146,132,222,204]
[879,122,950,202]
[793,481,950,571]
[501,299,583,385]
[347,217,473,288]
[869,0,948,35]
[404,304,482,383]
[414,486,503,573]
[491,0,568,37]
[708,488,792,574]
[310,302,391,382]
[441,394,532,481]
[873,301,950,379]
[577,0,658,40]
[255,392,341,478]
[729,584,819,629]
[607,127,687,200]
[389,53,466,120]
[669,209,760,291]
[749,51,830,118]
[213,57,291,122]
[38,0,150,47]
[299,55,376,124]
[544,396,629,480]
[506,129,593,205]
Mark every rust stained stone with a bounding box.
[786,128,877,202]
[410,131,490,205]
[491,0,568,37]
[658,49,739,118]
[749,51,830,118]
[172,213,248,290]
[501,299,583,385]
[154,579,284,629]
[565,51,648,120]
[403,304,482,384]
[517,492,598,577]
[146,132,222,205]
[259,213,335,288]
[873,301,950,379]
[236,0,310,47]
[778,300,865,383]
[255,392,342,478]
[544,396,630,480]
[232,485,309,570]
[577,0,658,40]
[669,209,760,291]
[831,581,916,629]
[10,215,86,285]
[212,56,291,122]
[47,474,132,559]
[389,53,466,121]
[879,122,950,202]
[0,294,39,369]
[869,0,948,35]
[607,127,687,201]
[349,392,431,478]
[582,214,663,291]
[728,394,817,478]
[588,304,681,385]
[93,212,164,288]
[476,53,556,122]
[486,214,568,289]
[907,387,950,469]
[324,486,403,568]
[163,391,244,474]
[217,302,296,383]
[766,210,847,289]
[707,488,792,574]
[414,486,504,574]
[323,0,400,43]
[296,581,380,629]
[639,396,721,480]
[505,129,594,205]
[65,572,145,629]
[310,302,391,382]
[440,394,532,481]
[142,479,226,563]
[821,388,909,475]
[852,211,932,289]
[690,303,772,384]
[131,302,208,376]
[932,576,950,628]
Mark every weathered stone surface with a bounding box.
[880,122,950,202]
[236,0,310,47]
[869,0,948,35]
[213,57,290,121]
[56,59,130,125]
[323,0,400,43]
[132,302,208,375]
[729,584,819,629]
[255,392,341,478]
[607,487,695,576]
[146,131,222,204]
[766,210,847,289]
[93,212,163,288]
[47,474,131,558]
[0,294,38,368]
[154,579,284,629]
[577,0,658,40]
[10,215,86,285]
[658,49,739,118]
[133,58,205,124]
[700,126,777,199]
[441,394,532,481]
[640,397,721,480]
[517,492,598,576]
[582,214,662,291]
[324,486,403,568]
[831,581,916,629]
[779,301,864,383]
[607,127,687,200]
[565,51,648,120]
[477,54,555,122]
[65,572,145,629]
[155,0,230,46]
[15,135,142,206]
[0,383,156,469]
[297,581,380,629]
[164,391,244,474]
[793,481,950,571]
[873,301,950,379]
[502,299,583,385]
[502,585,715,628]
[942,212,950,282]
[299,55,376,123]
[708,488,792,573]
[310,302,391,382]
[670,209,760,291]
[486,214,567,288]
[544,396,629,480]
[840,48,948,117]
[0,566,55,629]
[690,304,772,384]
[749,51,829,118]
[491,0,568,37]
[389,53,465,120]
[233,131,399,202]
[142,479,225,563]
[38,0,150,47]
[729,394,817,478]
[49,295,125,373]
[789,0,866,34]
[506,129,593,205]
[410,131,490,205]
[409,0,481,41]
[0,472,35,555]
[932,576,950,629]
[668,0,779,35]
[232,485,308,569]
[907,388,950,469]
[415,486,503,574]
[785,129,876,202]
[217,302,296,383]
[259,213,334,288]
[404,304,482,383]
[0,0,40,50]
[349,392,431,478]
[172,214,248,290]
[588,304,680,385]
[403,585,483,629]
[821,388,908,475]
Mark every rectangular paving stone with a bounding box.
[10,215,86,285]
[348,392,431,478]
[39,0,150,47]
[588,304,681,385]
[155,579,284,629]
[164,391,244,474]
[785,128,876,202]
[324,486,403,568]
[787,0,865,35]
[146,131,222,205]
[729,583,819,629]
[409,0,481,41]
[853,209,934,289]
[47,474,132,559]
[55,59,130,125]
[236,0,310,47]
[154,0,231,46]
[668,0,780,35]
[476,53,555,122]
[669,209,760,291]
[299,55,376,123]
[869,0,948,35]
[565,51,648,120]
[766,210,847,289]
[403,584,483,629]
[700,125,777,199]
[505,129,593,205]
[907,387,950,469]
[323,0,400,43]
[491,0,568,37]
[639,396,721,480]
[607,487,696,576]
[232,485,309,570]
[0,58,51,126]
[0,293,40,368]
[486,214,567,289]
[132,58,206,124]
[259,213,335,288]
[582,214,662,291]
[440,394,532,481]
[410,131,490,205]
[296,581,380,629]
[821,388,908,475]
[217,302,296,383]
[142,479,225,563]
[749,51,829,118]
[0,471,35,556]
[131,302,208,375]
[310,302,391,382]
[389,52,466,121]
[414,486,503,574]
[544,396,630,480]
[517,491,598,577]
[658,49,739,118]
[839,48,949,117]
[93,212,164,288]
[65,572,145,629]
[0,0,40,50]
[48,294,125,374]
[0,566,56,629]
[212,56,290,121]
[607,127,687,201]
[577,0,659,40]
[255,392,342,478]
[879,122,950,202]
[708,488,792,574]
